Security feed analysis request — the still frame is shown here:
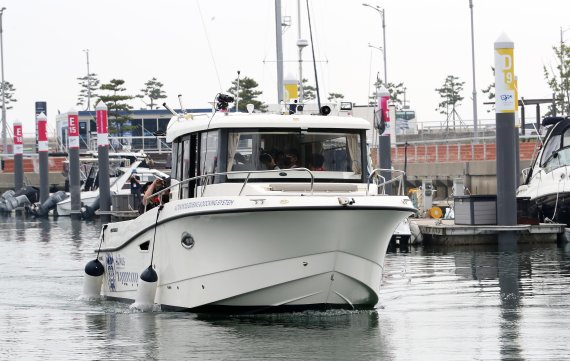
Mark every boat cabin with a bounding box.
[166,112,371,198]
[537,117,570,174]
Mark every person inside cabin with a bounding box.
[260,152,280,170]
[259,149,284,170]
[283,149,300,168]
[139,177,170,214]
[232,152,250,171]
[309,153,325,171]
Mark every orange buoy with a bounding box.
[429,206,443,219]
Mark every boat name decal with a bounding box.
[114,253,126,268]
[117,271,139,285]
[174,199,234,211]
[105,253,116,292]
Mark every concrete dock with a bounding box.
[413,218,566,245]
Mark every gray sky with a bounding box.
[2,0,569,136]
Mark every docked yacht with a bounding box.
[84,99,416,313]
[56,161,168,216]
[517,116,570,225]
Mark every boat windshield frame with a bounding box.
[223,127,367,183]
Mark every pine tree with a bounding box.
[327,92,344,102]
[227,76,267,112]
[98,79,134,137]
[0,81,17,110]
[481,67,495,113]
[137,77,167,110]
[435,75,465,130]
[301,78,316,101]
[77,73,100,110]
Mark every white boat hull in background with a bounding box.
[56,191,98,216]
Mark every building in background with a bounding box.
[55,108,210,154]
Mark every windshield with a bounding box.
[226,129,363,181]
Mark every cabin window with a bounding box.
[200,131,219,175]
[541,134,561,167]
[542,129,570,172]
[563,127,570,147]
[171,141,179,180]
[226,129,363,181]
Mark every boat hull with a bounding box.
[98,198,413,313]
[517,165,570,225]
[529,192,570,225]
[56,193,97,216]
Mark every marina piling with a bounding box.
[67,109,81,219]
[378,85,392,194]
[13,122,23,190]
[494,34,518,244]
[96,102,111,223]
[37,112,49,203]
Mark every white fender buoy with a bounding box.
[409,221,423,244]
[83,259,105,298]
[131,266,158,311]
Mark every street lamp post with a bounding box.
[364,3,391,193]
[83,49,91,111]
[0,7,6,156]
[297,0,308,104]
[367,42,383,87]
[469,0,479,142]
[363,3,386,84]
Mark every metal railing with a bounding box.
[141,167,403,211]
[367,168,405,196]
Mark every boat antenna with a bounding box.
[197,0,223,91]
[236,70,241,112]
[163,102,179,117]
[306,0,321,112]
[178,94,188,115]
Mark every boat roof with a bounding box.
[543,117,570,137]
[166,112,372,142]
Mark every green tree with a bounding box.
[544,43,570,116]
[368,79,405,109]
[0,81,17,110]
[435,75,465,129]
[76,73,100,110]
[98,79,134,137]
[301,78,316,101]
[481,66,495,113]
[137,77,167,110]
[327,92,344,102]
[227,76,267,112]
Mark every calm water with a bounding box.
[1,216,570,360]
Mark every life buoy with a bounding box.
[429,206,443,219]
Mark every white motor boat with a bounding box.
[517,116,570,225]
[84,100,416,313]
[56,161,168,216]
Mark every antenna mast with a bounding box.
[306,0,321,110]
